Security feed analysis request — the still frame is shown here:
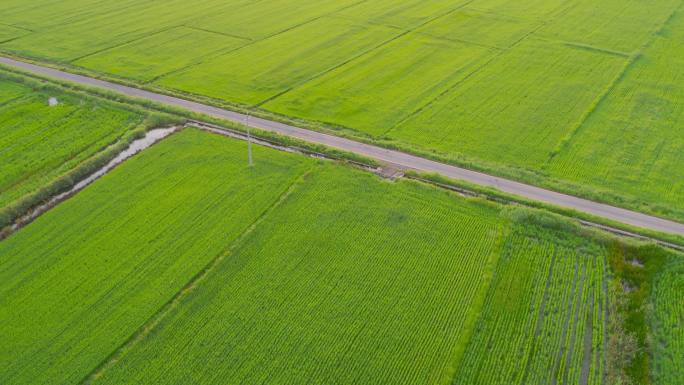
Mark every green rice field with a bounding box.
[0,73,146,214]
[1,128,680,384]
[453,225,607,385]
[0,129,312,384]
[1,1,683,384]
[1,0,683,221]
[653,258,684,384]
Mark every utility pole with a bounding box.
[246,112,253,167]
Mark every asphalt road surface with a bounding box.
[2,56,683,237]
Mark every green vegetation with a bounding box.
[76,27,246,83]
[92,165,506,385]
[0,72,150,227]
[652,258,684,384]
[1,1,682,382]
[1,127,679,384]
[390,38,626,167]
[453,224,607,385]
[2,0,682,221]
[157,17,398,106]
[265,33,493,137]
[0,129,313,384]
[546,8,684,221]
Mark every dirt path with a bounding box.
[2,56,684,237]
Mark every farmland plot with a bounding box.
[157,16,398,106]
[0,0,145,31]
[76,27,247,83]
[0,75,145,211]
[0,0,228,61]
[652,258,684,385]
[465,0,570,20]
[547,9,684,219]
[0,78,27,103]
[91,165,507,385]
[0,129,313,385]
[186,0,360,40]
[335,0,466,29]
[537,0,679,54]
[453,225,607,385]
[417,8,540,49]
[265,33,494,137]
[390,39,628,168]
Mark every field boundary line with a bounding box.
[69,25,182,63]
[0,34,29,45]
[1,56,684,239]
[380,22,546,138]
[0,22,34,32]
[443,223,510,384]
[146,0,370,85]
[256,0,478,107]
[182,25,252,41]
[559,40,630,58]
[79,166,315,384]
[382,0,584,139]
[545,0,684,164]
[414,31,503,50]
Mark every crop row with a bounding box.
[91,164,507,385]
[652,258,684,384]
[0,130,313,384]
[0,76,145,210]
[453,225,606,385]
[2,124,680,384]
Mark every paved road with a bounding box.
[2,56,684,237]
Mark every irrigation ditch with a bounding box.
[0,126,179,240]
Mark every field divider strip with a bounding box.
[79,165,315,384]
[1,56,684,239]
[182,25,252,41]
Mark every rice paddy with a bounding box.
[1,0,683,220]
[1,1,682,384]
[653,258,684,385]
[453,225,607,385]
[1,127,679,384]
[0,73,146,214]
[0,129,312,384]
